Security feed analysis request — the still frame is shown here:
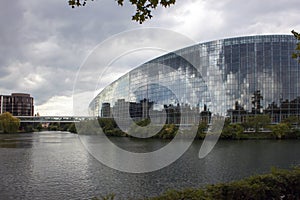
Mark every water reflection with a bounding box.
[0,133,34,148]
[0,132,299,199]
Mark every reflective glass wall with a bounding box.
[90,35,299,125]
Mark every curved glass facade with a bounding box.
[90,35,300,126]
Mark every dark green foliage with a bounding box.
[48,122,60,131]
[270,116,300,139]
[292,30,300,63]
[146,167,300,200]
[221,123,243,139]
[92,168,300,199]
[91,193,115,200]
[36,123,43,131]
[68,0,93,8]
[156,124,178,139]
[98,118,179,138]
[148,188,207,200]
[24,125,34,133]
[105,128,127,137]
[136,118,151,127]
[68,0,176,24]
[68,123,77,133]
[282,115,300,126]
[60,123,70,131]
[98,118,127,136]
[72,116,300,139]
[292,129,300,138]
[98,118,118,133]
[49,125,58,131]
[243,115,271,133]
[271,123,290,139]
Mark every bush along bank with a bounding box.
[70,116,300,140]
[146,167,300,200]
[94,167,300,200]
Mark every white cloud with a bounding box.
[36,95,73,116]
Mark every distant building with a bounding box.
[0,93,34,116]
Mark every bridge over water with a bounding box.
[17,116,95,123]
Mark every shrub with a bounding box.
[25,125,34,133]
[146,167,300,200]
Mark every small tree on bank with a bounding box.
[0,112,20,133]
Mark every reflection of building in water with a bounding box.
[108,99,154,122]
[90,35,300,125]
[101,99,205,125]
[101,103,111,118]
[200,104,212,124]
[264,96,300,123]
[227,101,248,123]
[228,91,300,123]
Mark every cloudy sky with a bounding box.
[1,0,299,116]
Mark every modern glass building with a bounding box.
[89,35,300,126]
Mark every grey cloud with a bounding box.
[0,0,299,115]
[0,0,140,109]
[208,0,300,34]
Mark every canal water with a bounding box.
[0,131,299,199]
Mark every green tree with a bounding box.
[246,115,270,132]
[271,123,290,139]
[282,115,299,127]
[25,125,34,133]
[98,118,118,133]
[36,123,43,132]
[68,0,176,24]
[68,123,77,133]
[157,124,177,139]
[136,118,151,127]
[0,112,20,133]
[292,30,300,62]
[221,123,244,139]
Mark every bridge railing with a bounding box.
[16,116,96,123]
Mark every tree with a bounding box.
[221,123,243,139]
[68,0,176,24]
[157,124,177,139]
[0,112,20,133]
[292,30,300,63]
[68,123,77,133]
[282,115,299,127]
[245,115,271,133]
[271,123,290,139]
[36,123,43,132]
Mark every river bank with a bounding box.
[72,117,300,140]
[95,167,300,200]
[144,167,300,200]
